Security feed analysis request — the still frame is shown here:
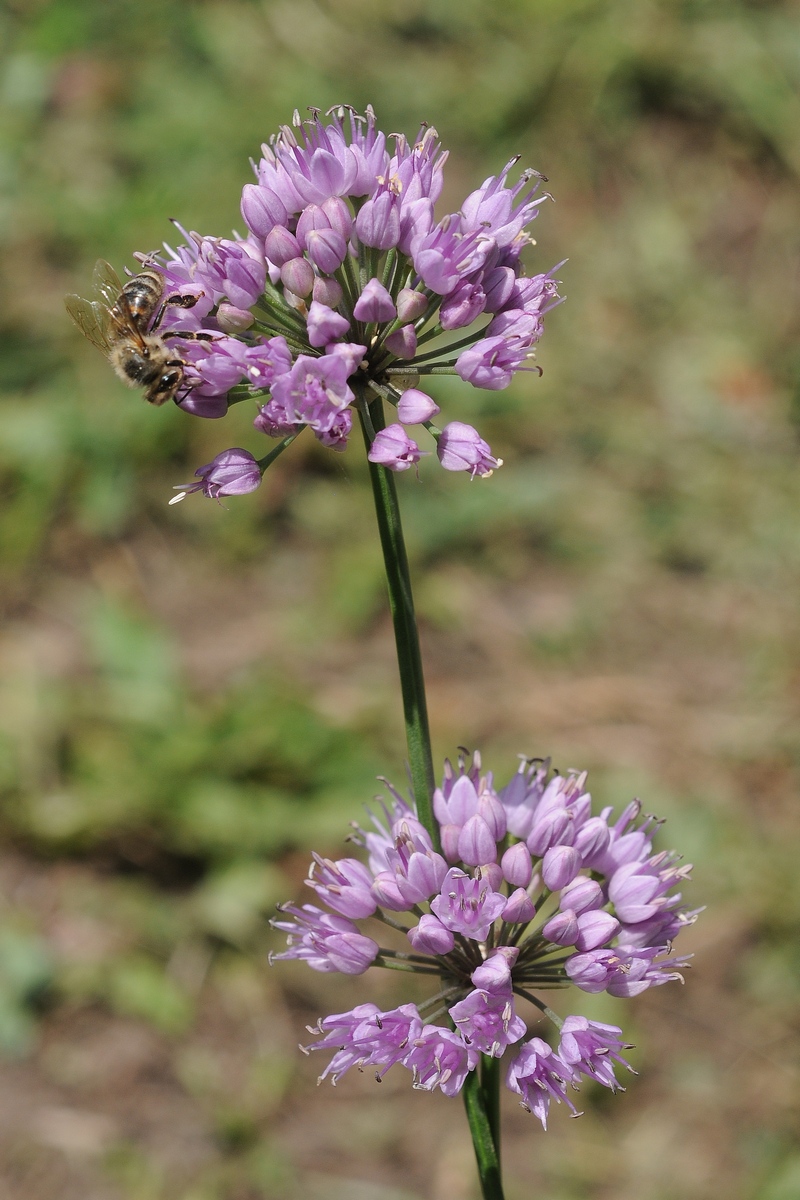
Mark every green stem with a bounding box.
[481,1054,502,1165]
[385,364,458,376]
[463,1067,505,1200]
[356,391,438,849]
[357,384,505,1195]
[256,434,298,472]
[410,327,489,364]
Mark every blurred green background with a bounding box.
[2,0,800,1197]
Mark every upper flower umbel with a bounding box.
[271,749,698,1129]
[122,105,561,497]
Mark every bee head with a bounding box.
[141,365,181,405]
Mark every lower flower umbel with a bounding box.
[271,750,698,1128]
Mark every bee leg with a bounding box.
[166,292,200,308]
[150,292,201,333]
[163,330,217,343]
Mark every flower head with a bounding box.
[107,107,559,496]
[271,750,696,1121]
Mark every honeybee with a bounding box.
[65,259,203,405]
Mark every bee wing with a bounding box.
[96,259,154,348]
[92,259,125,307]
[64,294,114,354]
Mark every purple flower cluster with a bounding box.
[271,751,698,1128]
[133,106,561,499]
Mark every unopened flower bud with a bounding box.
[527,808,571,857]
[574,816,611,863]
[240,184,288,238]
[216,303,255,333]
[306,300,350,347]
[313,276,344,308]
[478,862,504,892]
[574,910,620,952]
[396,287,429,324]
[542,909,579,946]
[397,387,439,423]
[355,189,400,249]
[477,792,507,841]
[559,876,603,914]
[295,204,331,248]
[306,228,348,273]
[440,823,462,864]
[542,845,581,891]
[501,843,533,888]
[501,888,536,925]
[353,278,396,323]
[458,815,497,866]
[385,325,418,360]
[321,195,354,240]
[264,225,301,266]
[280,256,315,297]
[407,914,455,956]
[471,946,519,990]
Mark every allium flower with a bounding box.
[449,981,527,1057]
[556,1016,635,1090]
[397,388,440,424]
[271,749,697,1123]
[113,106,560,495]
[169,448,262,504]
[405,1025,479,1096]
[367,424,425,472]
[303,1003,423,1084]
[437,422,502,478]
[269,905,379,975]
[506,1038,578,1129]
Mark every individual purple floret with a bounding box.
[107,106,561,495]
[430,868,508,941]
[254,351,359,449]
[437,422,502,477]
[271,749,697,1123]
[169,447,262,504]
[565,944,691,996]
[557,1016,635,1091]
[506,1039,579,1129]
[269,905,379,975]
[367,425,425,472]
[306,854,377,919]
[405,1026,479,1096]
[397,388,440,424]
[304,1003,423,1083]
[450,982,527,1057]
